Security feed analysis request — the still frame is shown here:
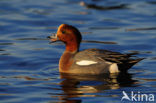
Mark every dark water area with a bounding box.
[0,0,156,103]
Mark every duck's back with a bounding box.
[69,48,143,74]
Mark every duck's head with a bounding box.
[48,24,82,52]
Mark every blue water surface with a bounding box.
[0,0,156,103]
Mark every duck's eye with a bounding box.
[62,31,66,34]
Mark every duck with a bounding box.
[48,24,143,74]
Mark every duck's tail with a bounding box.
[119,58,144,72]
[129,58,144,65]
[126,52,145,68]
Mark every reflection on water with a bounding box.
[15,37,47,41]
[82,40,117,44]
[126,27,156,31]
[0,43,14,45]
[57,72,136,103]
[80,2,128,10]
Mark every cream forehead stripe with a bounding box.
[76,60,98,66]
[58,24,65,32]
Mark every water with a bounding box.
[0,0,156,103]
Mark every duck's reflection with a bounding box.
[57,72,137,103]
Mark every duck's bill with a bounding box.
[47,33,59,43]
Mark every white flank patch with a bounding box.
[76,60,98,66]
[109,63,119,73]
